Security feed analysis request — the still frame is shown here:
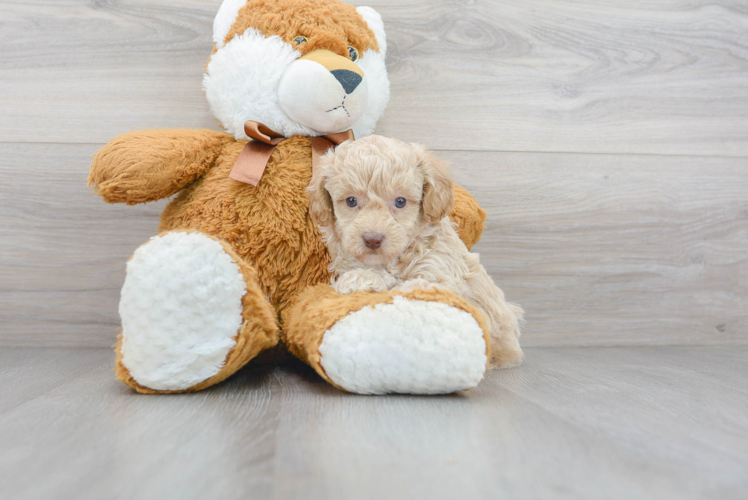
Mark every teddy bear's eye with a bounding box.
[293,36,308,45]
[395,197,407,209]
[348,46,359,62]
[346,197,358,208]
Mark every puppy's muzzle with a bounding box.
[363,232,385,250]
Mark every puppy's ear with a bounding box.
[415,145,455,223]
[307,152,335,227]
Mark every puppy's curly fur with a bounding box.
[308,135,523,369]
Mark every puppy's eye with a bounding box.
[346,197,358,208]
[394,197,407,209]
[348,46,359,62]
[293,36,308,45]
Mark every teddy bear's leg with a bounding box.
[115,231,278,394]
[282,285,492,395]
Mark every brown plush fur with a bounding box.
[222,0,379,57]
[453,185,486,250]
[281,284,492,389]
[89,130,234,205]
[93,131,487,393]
[91,132,486,317]
[92,132,487,392]
[158,137,331,314]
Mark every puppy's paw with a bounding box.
[395,278,441,294]
[333,269,390,294]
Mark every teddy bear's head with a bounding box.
[204,0,389,141]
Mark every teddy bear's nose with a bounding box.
[363,233,385,250]
[331,69,363,94]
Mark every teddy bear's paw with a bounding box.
[118,232,247,391]
[318,296,487,395]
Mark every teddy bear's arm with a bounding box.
[451,185,487,250]
[89,129,234,205]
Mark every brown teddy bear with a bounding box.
[89,0,505,395]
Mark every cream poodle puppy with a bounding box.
[308,135,523,369]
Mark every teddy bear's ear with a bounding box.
[213,0,247,49]
[307,155,335,227]
[415,145,455,223]
[356,6,387,56]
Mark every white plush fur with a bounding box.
[278,59,369,133]
[350,7,390,139]
[213,0,247,49]
[308,136,525,370]
[204,29,307,139]
[350,48,389,140]
[319,296,487,394]
[356,7,387,56]
[205,3,389,139]
[119,232,247,391]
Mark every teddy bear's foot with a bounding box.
[319,296,488,394]
[283,285,490,395]
[116,231,278,393]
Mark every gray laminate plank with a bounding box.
[0,351,279,500]
[0,348,106,414]
[446,149,748,347]
[0,142,166,346]
[1,1,747,155]
[269,346,748,500]
[270,365,683,500]
[495,347,748,483]
[0,347,746,500]
[2,143,745,347]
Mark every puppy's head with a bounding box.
[308,136,454,265]
[204,0,389,140]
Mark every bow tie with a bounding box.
[229,121,355,186]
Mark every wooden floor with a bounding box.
[0,346,746,500]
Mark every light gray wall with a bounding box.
[1,0,746,347]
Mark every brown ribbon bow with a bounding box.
[229,120,355,186]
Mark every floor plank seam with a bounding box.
[3,140,748,161]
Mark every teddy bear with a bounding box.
[88,0,504,395]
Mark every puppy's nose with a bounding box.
[331,69,362,94]
[363,233,385,250]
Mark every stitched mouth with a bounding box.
[326,96,350,117]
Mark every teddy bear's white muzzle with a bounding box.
[278,59,368,133]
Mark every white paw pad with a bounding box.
[119,232,247,391]
[319,296,487,395]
